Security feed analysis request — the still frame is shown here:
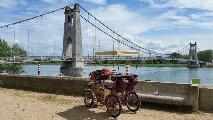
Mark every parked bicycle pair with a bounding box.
[84,69,140,117]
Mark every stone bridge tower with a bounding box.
[187,42,200,68]
[60,3,84,77]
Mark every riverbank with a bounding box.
[86,63,187,67]
[25,62,187,67]
[23,62,213,67]
[0,87,212,120]
[207,63,213,67]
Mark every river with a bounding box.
[23,65,213,84]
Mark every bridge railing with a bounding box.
[1,55,188,63]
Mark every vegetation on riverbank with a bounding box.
[0,39,26,74]
[86,63,187,67]
[23,60,187,67]
[86,59,187,67]
[24,61,62,65]
[0,38,27,57]
[0,64,25,74]
[23,61,213,68]
[198,50,213,62]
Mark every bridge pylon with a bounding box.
[187,42,200,68]
[60,3,84,77]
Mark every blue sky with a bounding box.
[0,0,213,56]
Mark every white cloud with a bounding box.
[40,0,73,8]
[0,0,27,8]
[190,12,213,20]
[88,4,157,35]
[153,8,213,30]
[1,1,213,56]
[79,4,164,55]
[0,9,65,56]
[141,0,213,11]
[14,40,20,43]
[19,0,27,5]
[81,3,213,56]
[84,0,106,5]
[117,34,185,55]
[0,0,75,56]
[0,0,17,8]
[41,0,57,4]
[170,0,213,11]
[157,10,188,21]
[139,0,213,30]
[155,10,193,29]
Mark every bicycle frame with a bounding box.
[84,72,140,117]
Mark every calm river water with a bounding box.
[23,65,213,84]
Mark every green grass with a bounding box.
[37,95,74,105]
[192,110,204,115]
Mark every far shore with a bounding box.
[22,62,213,68]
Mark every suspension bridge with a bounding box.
[0,3,203,69]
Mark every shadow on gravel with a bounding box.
[141,101,192,114]
[57,105,117,120]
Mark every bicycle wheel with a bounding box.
[105,94,121,118]
[84,90,94,107]
[126,91,140,112]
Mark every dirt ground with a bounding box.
[0,87,212,120]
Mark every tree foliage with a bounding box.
[0,39,11,57]
[198,50,213,62]
[0,38,26,74]
[170,52,182,58]
[0,38,27,57]
[11,43,27,56]
[0,64,25,74]
[181,55,189,59]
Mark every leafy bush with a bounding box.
[0,64,25,74]
[0,38,27,57]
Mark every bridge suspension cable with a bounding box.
[0,6,68,29]
[175,43,190,54]
[181,43,190,51]
[79,5,162,55]
[0,4,191,58]
[181,48,190,54]
[80,14,140,52]
[0,5,72,58]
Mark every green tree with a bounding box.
[0,64,25,74]
[181,55,189,59]
[198,50,213,62]
[0,38,27,57]
[11,43,27,56]
[170,52,182,58]
[0,39,11,57]
[0,38,26,74]
[145,60,153,64]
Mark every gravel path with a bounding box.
[0,87,212,120]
